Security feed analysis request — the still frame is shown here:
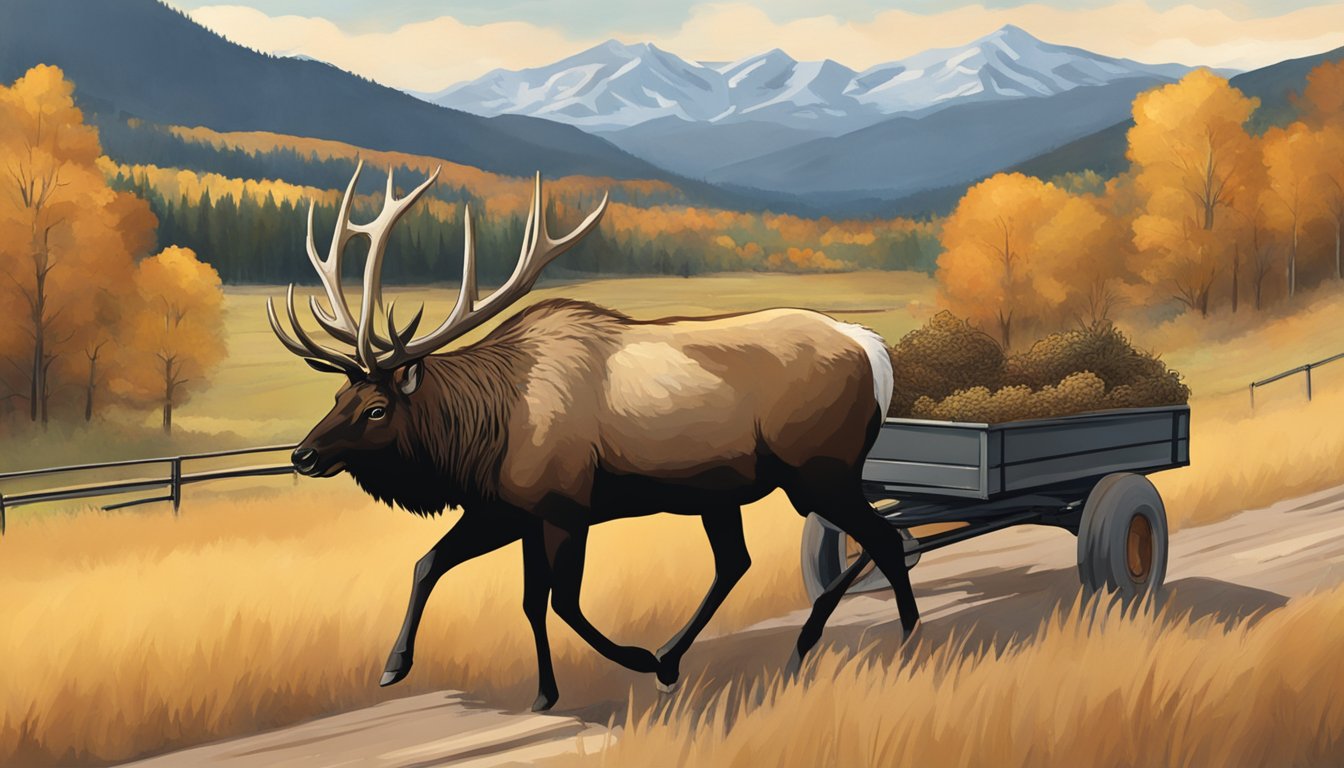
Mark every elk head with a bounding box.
[268,161,607,478]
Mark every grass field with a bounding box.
[559,584,1344,768]
[3,272,1344,766]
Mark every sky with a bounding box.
[165,0,1344,93]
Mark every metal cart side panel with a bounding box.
[863,406,1190,501]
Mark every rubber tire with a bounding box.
[1077,473,1169,601]
[800,513,918,602]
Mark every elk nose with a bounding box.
[292,447,319,475]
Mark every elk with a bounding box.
[268,161,920,711]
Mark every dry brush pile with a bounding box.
[889,312,1189,423]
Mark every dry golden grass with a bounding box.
[1140,282,1344,399]
[1157,385,1344,530]
[560,585,1344,768]
[0,482,807,766]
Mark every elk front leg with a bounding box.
[381,514,521,687]
[522,528,559,711]
[654,507,751,692]
[542,521,659,674]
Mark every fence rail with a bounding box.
[1250,352,1344,408]
[0,444,297,536]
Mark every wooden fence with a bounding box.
[1249,352,1344,408]
[0,445,296,536]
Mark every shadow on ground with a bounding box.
[552,568,1288,726]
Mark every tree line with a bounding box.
[109,170,940,284]
[936,63,1344,347]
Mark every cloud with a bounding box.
[188,5,588,92]
[655,2,1344,70]
[187,1,1344,93]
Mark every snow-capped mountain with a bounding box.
[710,50,869,128]
[426,40,731,130]
[427,26,1196,132]
[845,25,1190,113]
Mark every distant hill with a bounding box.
[0,0,666,182]
[1010,45,1344,180]
[705,78,1165,200]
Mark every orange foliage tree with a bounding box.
[1302,63,1344,279]
[1319,125,1344,281]
[1128,70,1259,315]
[1261,122,1328,296]
[936,173,1125,347]
[114,247,226,433]
[0,65,156,424]
[1301,60,1344,127]
[1033,193,1131,326]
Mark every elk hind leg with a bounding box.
[522,527,560,711]
[788,486,920,670]
[654,507,751,692]
[543,521,660,674]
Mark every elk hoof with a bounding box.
[654,653,681,692]
[531,691,558,712]
[655,678,680,694]
[380,654,413,687]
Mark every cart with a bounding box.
[801,405,1190,601]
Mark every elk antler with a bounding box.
[268,164,608,377]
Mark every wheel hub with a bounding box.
[1126,513,1153,582]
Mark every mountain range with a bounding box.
[429,26,1194,134]
[426,26,1212,199]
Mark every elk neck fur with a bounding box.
[344,298,628,516]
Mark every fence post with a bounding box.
[1249,383,1255,410]
[170,458,183,514]
[1306,365,1314,401]
[1,492,6,536]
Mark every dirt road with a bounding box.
[121,483,1344,768]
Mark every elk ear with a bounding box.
[396,359,424,396]
[305,358,348,375]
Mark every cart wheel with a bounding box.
[1077,473,1168,600]
[799,512,918,602]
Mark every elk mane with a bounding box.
[349,299,630,515]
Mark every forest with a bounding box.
[100,120,941,283]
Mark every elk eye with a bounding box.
[365,406,386,420]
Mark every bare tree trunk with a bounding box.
[1289,220,1298,298]
[40,354,53,426]
[83,349,99,422]
[1335,219,1341,280]
[1231,245,1240,314]
[29,266,44,424]
[162,357,174,434]
[998,312,1012,350]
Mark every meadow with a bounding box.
[3,272,1344,765]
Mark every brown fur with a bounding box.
[304,297,881,521]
